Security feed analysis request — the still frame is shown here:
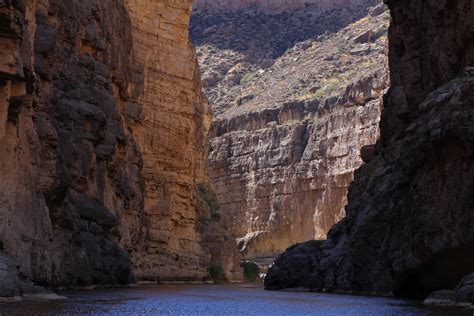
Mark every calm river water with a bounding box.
[0,284,471,315]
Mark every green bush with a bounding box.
[240,73,255,85]
[209,264,226,283]
[240,261,260,282]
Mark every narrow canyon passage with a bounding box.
[0,0,473,313]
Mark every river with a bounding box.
[0,284,471,315]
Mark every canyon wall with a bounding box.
[194,0,372,13]
[124,0,213,282]
[265,0,474,300]
[209,75,386,262]
[192,1,389,264]
[0,0,238,294]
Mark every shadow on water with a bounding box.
[0,284,472,315]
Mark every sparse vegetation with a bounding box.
[240,72,256,85]
[211,211,221,221]
[192,5,389,118]
[283,119,301,125]
[324,78,343,94]
[198,216,210,230]
[197,183,221,222]
[240,261,260,282]
[209,264,227,283]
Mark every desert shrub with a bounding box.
[209,264,226,283]
[240,73,255,85]
[240,261,260,282]
[198,216,210,230]
[211,211,221,221]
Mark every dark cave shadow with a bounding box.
[190,0,382,62]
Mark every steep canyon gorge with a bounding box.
[0,0,472,307]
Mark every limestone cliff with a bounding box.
[192,2,389,264]
[0,0,235,295]
[124,0,213,282]
[265,0,474,300]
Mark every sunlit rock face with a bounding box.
[266,0,474,299]
[123,0,213,282]
[192,0,389,264]
[0,0,239,290]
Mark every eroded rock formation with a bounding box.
[192,1,389,264]
[424,273,474,307]
[0,0,239,296]
[124,0,214,282]
[265,0,474,299]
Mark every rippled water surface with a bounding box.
[0,284,471,315]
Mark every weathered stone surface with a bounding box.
[0,0,237,292]
[454,274,474,306]
[0,252,20,298]
[424,273,474,307]
[123,0,215,282]
[193,3,389,265]
[265,0,474,299]
[191,0,384,117]
[196,184,243,281]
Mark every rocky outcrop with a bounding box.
[424,273,474,307]
[265,0,474,299]
[194,0,374,13]
[193,4,389,264]
[0,252,20,299]
[0,0,236,292]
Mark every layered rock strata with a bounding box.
[0,0,236,295]
[124,0,213,282]
[265,0,474,299]
[193,3,389,263]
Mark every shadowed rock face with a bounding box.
[0,0,237,291]
[194,0,373,13]
[1,0,137,288]
[265,0,474,299]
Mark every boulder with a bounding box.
[424,273,474,307]
[454,273,474,306]
[353,29,375,43]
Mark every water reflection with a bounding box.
[0,284,471,315]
